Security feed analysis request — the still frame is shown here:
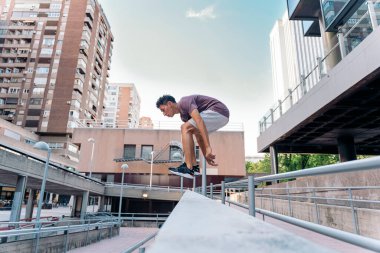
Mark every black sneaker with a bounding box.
[169,163,194,179]
[192,164,201,176]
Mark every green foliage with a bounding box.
[246,154,271,174]
[246,153,340,174]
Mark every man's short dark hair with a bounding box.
[156,95,176,108]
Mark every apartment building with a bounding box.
[103,83,141,128]
[0,0,113,135]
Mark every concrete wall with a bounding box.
[0,226,119,253]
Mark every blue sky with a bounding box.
[98,0,287,155]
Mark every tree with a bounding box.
[246,153,340,174]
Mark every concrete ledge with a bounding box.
[148,191,336,253]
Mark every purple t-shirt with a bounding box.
[178,95,230,122]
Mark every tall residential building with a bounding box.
[103,83,141,128]
[270,11,324,101]
[0,0,113,135]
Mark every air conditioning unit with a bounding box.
[22,78,26,81]
[32,31,36,34]
[66,101,71,105]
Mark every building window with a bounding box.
[141,145,153,160]
[123,144,136,159]
[169,145,182,161]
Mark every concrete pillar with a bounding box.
[9,175,27,223]
[24,189,35,220]
[70,195,77,217]
[98,196,105,212]
[269,145,279,175]
[80,191,89,220]
[337,135,357,162]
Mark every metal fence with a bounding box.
[204,156,380,252]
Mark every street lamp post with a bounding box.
[88,138,95,178]
[33,141,51,253]
[118,163,129,223]
[33,141,51,223]
[149,151,154,189]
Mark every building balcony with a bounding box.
[0,62,27,68]
[0,43,31,49]
[287,0,321,20]
[0,104,17,109]
[0,73,24,78]
[0,33,33,39]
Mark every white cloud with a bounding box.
[186,6,216,20]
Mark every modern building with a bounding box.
[0,0,113,135]
[258,0,380,171]
[72,126,246,188]
[102,83,141,128]
[270,10,324,102]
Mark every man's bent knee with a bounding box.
[181,122,197,133]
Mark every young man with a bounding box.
[156,94,229,179]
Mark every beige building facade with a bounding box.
[72,127,246,187]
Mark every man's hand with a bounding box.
[205,148,218,166]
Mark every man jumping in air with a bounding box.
[156,94,229,179]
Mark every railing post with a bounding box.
[287,188,292,217]
[270,189,275,212]
[180,176,183,194]
[248,175,255,217]
[202,157,207,196]
[270,109,274,124]
[338,32,347,58]
[221,181,225,205]
[278,100,282,116]
[348,188,359,234]
[263,116,267,131]
[300,74,306,95]
[312,188,320,224]
[368,1,379,29]
[288,89,293,106]
[210,183,213,199]
[317,57,325,79]
[64,228,69,253]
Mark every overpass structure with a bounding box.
[0,140,182,224]
[258,0,380,165]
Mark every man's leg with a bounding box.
[181,122,197,168]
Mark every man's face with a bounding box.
[159,102,174,117]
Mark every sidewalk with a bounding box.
[68,227,158,253]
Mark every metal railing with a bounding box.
[123,232,158,253]
[259,0,380,134]
[104,182,189,193]
[204,156,380,252]
[0,218,120,253]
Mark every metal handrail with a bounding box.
[204,156,380,252]
[122,232,158,253]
